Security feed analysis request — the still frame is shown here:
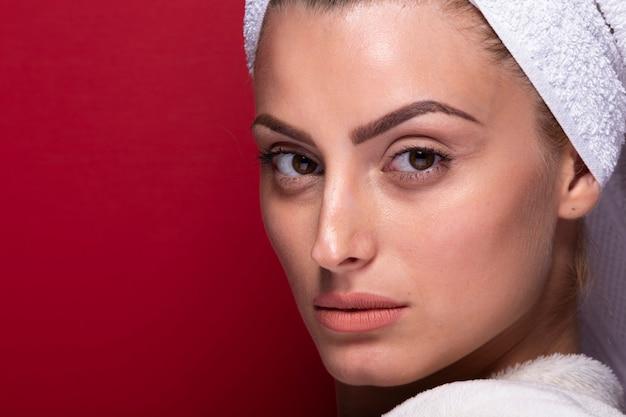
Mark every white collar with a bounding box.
[490,353,624,410]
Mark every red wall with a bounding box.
[0,1,335,415]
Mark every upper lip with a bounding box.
[313,292,407,310]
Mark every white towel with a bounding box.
[382,353,625,417]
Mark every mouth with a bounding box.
[313,292,408,333]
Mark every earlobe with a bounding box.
[557,150,602,219]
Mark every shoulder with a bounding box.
[382,354,625,417]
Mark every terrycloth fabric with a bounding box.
[467,0,625,185]
[381,353,626,417]
[580,147,626,395]
[243,0,269,74]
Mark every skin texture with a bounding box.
[250,1,602,416]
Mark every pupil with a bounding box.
[293,155,316,174]
[409,150,435,170]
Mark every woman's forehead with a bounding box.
[254,1,514,130]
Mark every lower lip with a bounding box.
[314,306,407,333]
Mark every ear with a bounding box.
[557,144,602,219]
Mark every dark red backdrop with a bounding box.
[0,1,334,415]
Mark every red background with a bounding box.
[0,1,335,415]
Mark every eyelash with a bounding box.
[257,144,453,185]
[385,144,453,183]
[257,147,312,170]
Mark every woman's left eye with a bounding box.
[384,146,452,183]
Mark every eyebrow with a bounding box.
[251,100,482,146]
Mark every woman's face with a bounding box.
[252,1,560,386]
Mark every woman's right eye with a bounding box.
[258,148,324,178]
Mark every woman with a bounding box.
[243,0,626,415]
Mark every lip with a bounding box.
[313,292,408,333]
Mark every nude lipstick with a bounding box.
[313,292,408,333]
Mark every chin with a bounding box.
[317,342,434,387]
[326,362,401,386]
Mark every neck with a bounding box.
[334,220,581,417]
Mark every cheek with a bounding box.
[387,161,555,341]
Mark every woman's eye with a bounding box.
[278,153,319,176]
[398,149,436,170]
[385,146,452,183]
[258,148,322,177]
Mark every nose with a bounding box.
[310,175,377,273]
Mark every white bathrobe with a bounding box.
[382,353,625,416]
